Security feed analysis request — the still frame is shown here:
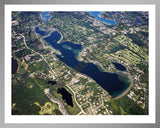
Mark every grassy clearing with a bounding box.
[34,102,55,115]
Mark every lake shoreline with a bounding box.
[112,71,133,100]
[88,11,117,25]
[77,57,133,99]
[112,82,133,100]
[36,23,133,99]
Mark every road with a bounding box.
[19,34,58,78]
[19,34,68,114]
[65,84,86,115]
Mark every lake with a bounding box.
[40,11,52,22]
[87,11,117,25]
[34,27,130,97]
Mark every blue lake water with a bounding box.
[88,11,117,25]
[40,11,52,22]
[35,27,130,97]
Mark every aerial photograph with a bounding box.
[11,11,149,115]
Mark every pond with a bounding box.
[57,88,74,107]
[112,62,126,71]
[47,81,56,86]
